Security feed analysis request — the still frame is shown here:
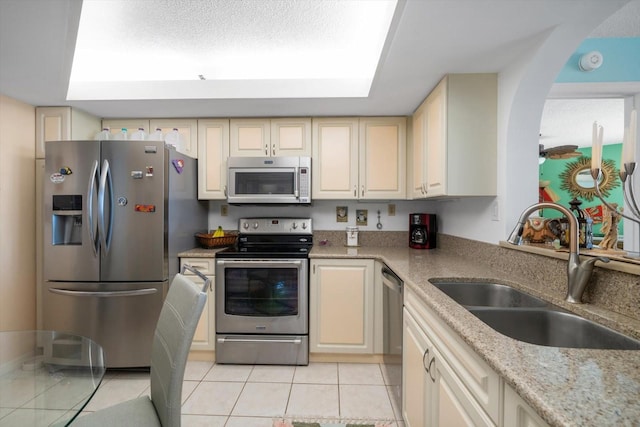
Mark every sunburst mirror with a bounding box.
[560,157,619,201]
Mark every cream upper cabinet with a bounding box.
[312,117,406,200]
[36,107,100,158]
[102,119,150,139]
[102,119,197,158]
[410,107,428,198]
[411,74,497,198]
[270,118,312,156]
[359,117,406,199]
[149,119,198,158]
[312,118,360,199]
[180,258,216,351]
[230,118,311,157]
[309,258,375,354]
[229,119,271,157]
[198,119,230,200]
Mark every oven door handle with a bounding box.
[217,337,303,344]
[216,259,304,267]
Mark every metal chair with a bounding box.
[73,266,210,427]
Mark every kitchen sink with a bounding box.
[430,281,640,350]
[430,281,549,308]
[469,308,640,350]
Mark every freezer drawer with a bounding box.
[43,281,166,368]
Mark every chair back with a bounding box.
[149,273,207,427]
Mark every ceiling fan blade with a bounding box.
[547,151,582,159]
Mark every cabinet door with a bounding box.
[102,119,151,139]
[230,119,271,156]
[36,107,71,158]
[410,106,428,199]
[310,259,374,353]
[149,119,198,158]
[504,385,550,427]
[431,347,494,427]
[311,118,359,199]
[359,117,406,199]
[403,308,432,427]
[198,119,230,200]
[270,118,312,156]
[425,78,447,197]
[180,258,215,351]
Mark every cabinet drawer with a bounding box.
[180,258,215,276]
[405,289,500,424]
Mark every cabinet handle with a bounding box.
[361,185,364,197]
[428,357,436,382]
[272,144,276,156]
[265,144,268,155]
[224,185,227,197]
[354,185,357,197]
[422,348,430,371]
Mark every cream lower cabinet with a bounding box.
[180,257,216,351]
[403,287,499,426]
[309,259,375,353]
[503,385,549,427]
[404,287,551,427]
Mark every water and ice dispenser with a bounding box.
[51,195,83,245]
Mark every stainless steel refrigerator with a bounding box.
[43,140,207,368]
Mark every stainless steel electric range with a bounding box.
[215,217,312,365]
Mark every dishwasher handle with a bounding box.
[381,266,403,294]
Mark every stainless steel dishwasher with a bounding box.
[381,264,403,412]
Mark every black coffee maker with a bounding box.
[409,213,437,249]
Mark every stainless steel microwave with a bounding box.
[227,156,311,204]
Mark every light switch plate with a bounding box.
[221,204,229,216]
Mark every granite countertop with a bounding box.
[310,245,640,427]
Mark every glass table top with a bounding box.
[0,330,105,426]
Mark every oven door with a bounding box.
[215,258,308,334]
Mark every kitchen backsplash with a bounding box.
[206,199,438,231]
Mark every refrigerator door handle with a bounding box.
[49,288,158,297]
[87,160,99,257]
[98,159,114,254]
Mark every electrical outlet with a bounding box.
[491,199,500,221]
[388,203,396,216]
[221,204,228,216]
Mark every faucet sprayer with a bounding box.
[507,202,609,303]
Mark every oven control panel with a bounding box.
[239,218,313,234]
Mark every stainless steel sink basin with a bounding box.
[469,308,640,350]
[430,282,549,308]
[430,281,640,350]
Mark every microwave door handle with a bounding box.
[294,168,299,199]
[87,160,99,257]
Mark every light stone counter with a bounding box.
[310,244,640,427]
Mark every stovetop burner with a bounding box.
[216,217,313,259]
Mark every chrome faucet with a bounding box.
[507,202,609,303]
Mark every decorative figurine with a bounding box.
[600,203,621,250]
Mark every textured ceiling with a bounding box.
[0,0,637,119]
[540,98,625,148]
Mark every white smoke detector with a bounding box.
[579,51,604,72]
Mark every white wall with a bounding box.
[0,94,36,331]
[435,1,630,245]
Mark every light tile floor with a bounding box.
[80,361,406,427]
